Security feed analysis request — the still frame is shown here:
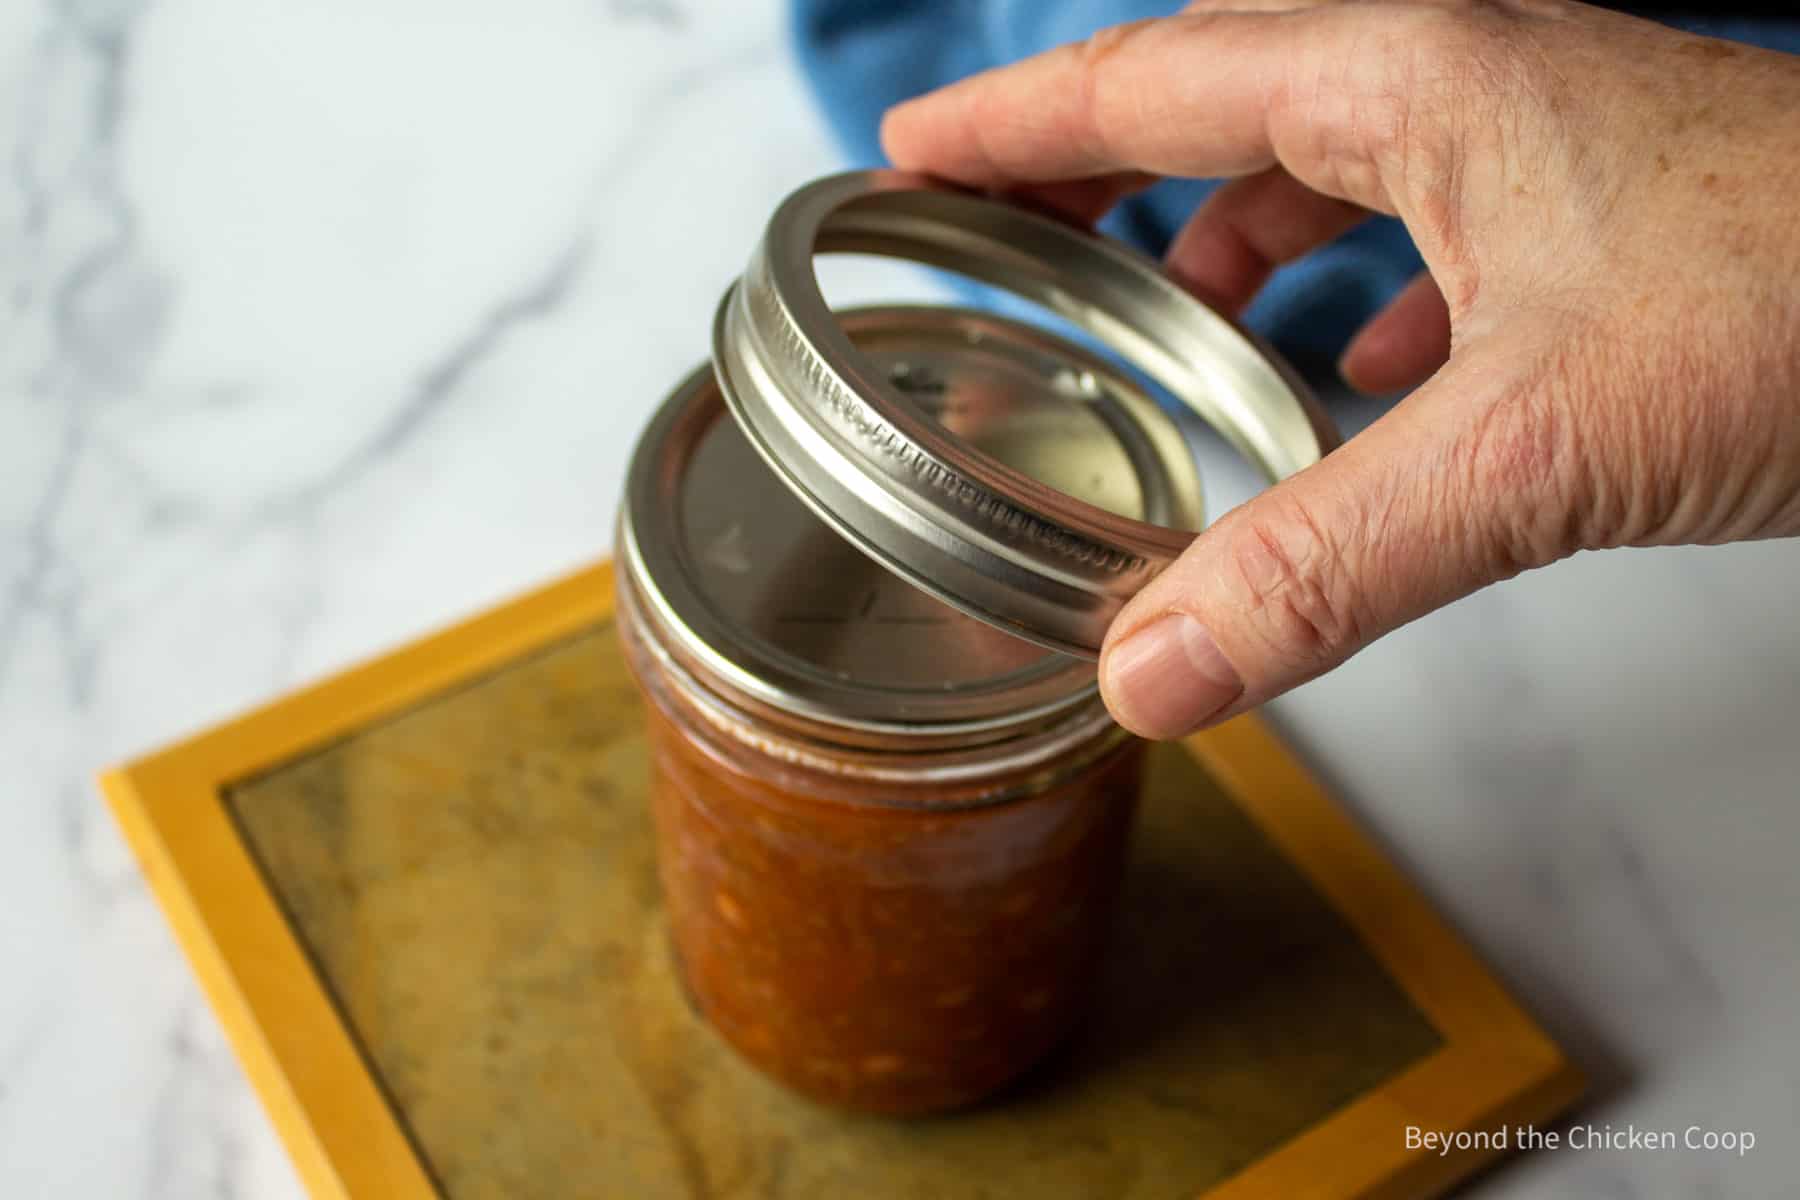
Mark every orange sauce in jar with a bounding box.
[618,335,1154,1114]
[621,590,1141,1114]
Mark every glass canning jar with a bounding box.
[615,304,1208,1113]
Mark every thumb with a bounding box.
[1098,357,1556,738]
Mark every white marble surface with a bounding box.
[2,1,1796,1197]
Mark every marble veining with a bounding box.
[2,1,1797,1197]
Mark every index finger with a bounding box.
[879,7,1402,213]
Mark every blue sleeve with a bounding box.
[791,1,1800,377]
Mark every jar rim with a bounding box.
[618,568,1130,792]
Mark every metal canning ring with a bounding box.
[714,169,1338,659]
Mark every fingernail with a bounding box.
[1102,613,1244,739]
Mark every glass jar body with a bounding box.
[619,596,1143,1115]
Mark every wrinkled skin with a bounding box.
[881,0,1800,738]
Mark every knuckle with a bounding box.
[1075,16,1155,65]
[964,84,1016,173]
[1382,9,1498,154]
[1067,18,1162,158]
[1397,4,1489,72]
[1070,21,1149,85]
[1374,6,1564,303]
[1223,498,1367,667]
[1268,8,1493,213]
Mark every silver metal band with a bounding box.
[714,170,1337,659]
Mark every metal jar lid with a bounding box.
[714,170,1337,659]
[619,306,1204,749]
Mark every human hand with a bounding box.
[881,0,1800,739]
